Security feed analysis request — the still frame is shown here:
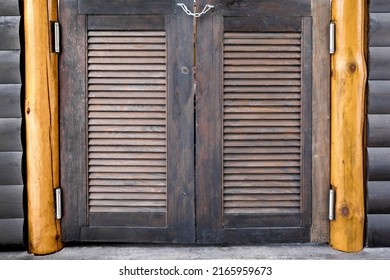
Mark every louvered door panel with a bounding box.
[61,2,195,242]
[223,32,302,217]
[196,13,312,243]
[87,30,168,215]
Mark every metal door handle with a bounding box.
[177,3,214,18]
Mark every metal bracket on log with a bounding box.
[330,21,335,54]
[329,188,335,221]
[51,21,61,53]
[54,188,62,220]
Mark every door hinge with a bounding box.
[329,187,335,221]
[51,21,61,54]
[329,21,335,54]
[54,188,62,220]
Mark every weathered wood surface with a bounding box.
[369,47,390,80]
[165,8,196,243]
[0,119,22,151]
[310,0,331,243]
[61,0,196,243]
[79,0,172,15]
[62,0,329,245]
[367,214,390,246]
[0,51,21,84]
[367,81,390,114]
[24,0,63,254]
[367,181,390,213]
[214,0,311,17]
[87,29,169,216]
[195,0,313,244]
[0,16,21,50]
[60,0,87,241]
[367,115,390,146]
[370,0,390,12]
[330,0,366,252]
[88,15,165,30]
[0,0,20,16]
[224,16,302,32]
[0,219,24,246]
[0,185,24,219]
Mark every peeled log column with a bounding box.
[24,0,63,255]
[330,0,367,252]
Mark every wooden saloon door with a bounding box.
[195,0,313,243]
[60,0,196,242]
[61,0,326,243]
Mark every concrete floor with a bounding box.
[1,243,390,260]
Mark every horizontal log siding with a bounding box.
[367,4,390,246]
[0,0,24,247]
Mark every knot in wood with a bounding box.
[347,63,357,74]
[341,206,350,217]
[181,66,189,75]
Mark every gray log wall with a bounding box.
[367,0,390,247]
[0,0,24,247]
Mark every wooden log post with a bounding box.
[330,0,367,252]
[24,0,63,254]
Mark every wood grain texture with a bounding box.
[213,0,311,17]
[310,0,330,242]
[367,181,390,214]
[0,16,21,50]
[0,185,24,219]
[88,15,165,31]
[0,50,21,84]
[195,13,224,243]
[330,0,366,253]
[196,0,313,243]
[165,8,196,242]
[367,214,390,247]
[79,0,172,15]
[0,118,22,151]
[61,0,196,243]
[60,5,88,241]
[224,16,302,32]
[0,0,20,16]
[24,0,63,255]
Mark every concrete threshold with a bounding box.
[1,243,390,260]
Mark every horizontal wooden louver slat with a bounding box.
[223,31,302,216]
[87,30,167,214]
